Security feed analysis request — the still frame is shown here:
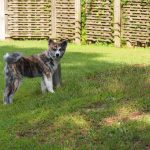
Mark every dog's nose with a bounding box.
[56,53,59,57]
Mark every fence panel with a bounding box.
[3,0,150,47]
[7,0,51,39]
[122,0,150,47]
[86,0,113,43]
[55,0,76,41]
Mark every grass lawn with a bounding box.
[0,40,150,149]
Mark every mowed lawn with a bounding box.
[0,40,150,150]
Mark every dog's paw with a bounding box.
[3,101,12,105]
[50,90,55,93]
[3,102,8,105]
[47,89,55,93]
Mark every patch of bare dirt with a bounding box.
[103,111,150,125]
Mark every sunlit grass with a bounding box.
[0,40,150,149]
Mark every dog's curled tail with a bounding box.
[4,52,22,64]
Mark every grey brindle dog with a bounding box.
[3,39,67,104]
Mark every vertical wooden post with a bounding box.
[51,0,56,40]
[5,0,9,39]
[75,0,81,44]
[53,64,62,88]
[114,0,121,47]
[0,0,5,40]
[126,41,133,48]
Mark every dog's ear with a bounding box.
[60,40,68,50]
[48,38,54,46]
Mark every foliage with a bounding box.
[0,41,150,149]
[141,0,150,3]
[81,0,87,44]
[121,0,129,6]
[121,0,150,6]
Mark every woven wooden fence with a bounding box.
[122,0,150,47]
[5,0,79,41]
[7,0,52,38]
[55,0,76,40]
[0,0,149,47]
[86,0,113,43]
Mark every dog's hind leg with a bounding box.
[3,65,21,104]
[43,73,54,93]
[3,78,21,104]
[4,85,14,104]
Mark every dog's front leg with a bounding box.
[41,79,47,93]
[43,73,54,93]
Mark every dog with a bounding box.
[3,39,67,104]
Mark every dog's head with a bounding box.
[47,39,67,60]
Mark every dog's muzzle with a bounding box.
[56,53,60,58]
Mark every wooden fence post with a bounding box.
[126,41,133,48]
[51,0,56,40]
[5,0,9,39]
[75,0,81,44]
[114,0,121,47]
[0,0,5,40]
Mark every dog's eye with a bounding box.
[53,48,57,51]
[58,48,62,51]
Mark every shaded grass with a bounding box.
[0,40,150,149]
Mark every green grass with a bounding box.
[0,40,150,149]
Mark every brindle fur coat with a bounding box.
[3,39,67,104]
